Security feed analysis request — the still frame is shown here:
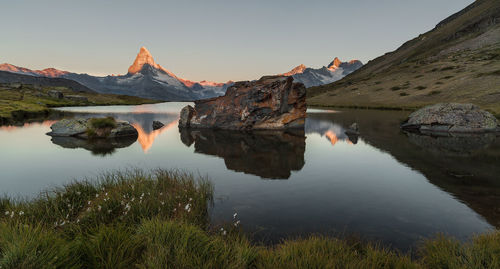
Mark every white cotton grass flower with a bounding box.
[184,204,191,212]
[76,191,81,195]
[234,220,241,227]
[233,213,238,219]
[19,211,25,216]
[10,211,14,218]
[4,211,9,216]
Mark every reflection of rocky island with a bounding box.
[309,110,500,228]
[180,129,305,179]
[406,132,497,157]
[51,136,137,156]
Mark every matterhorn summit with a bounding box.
[128,47,160,74]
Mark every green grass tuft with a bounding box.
[0,169,499,268]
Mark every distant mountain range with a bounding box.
[0,47,233,101]
[280,58,363,87]
[0,47,362,101]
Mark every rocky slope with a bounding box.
[280,58,362,87]
[308,0,500,116]
[0,47,232,101]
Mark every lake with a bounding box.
[1,102,499,251]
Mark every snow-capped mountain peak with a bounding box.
[327,57,342,71]
[128,47,162,74]
[281,58,363,88]
[280,64,307,76]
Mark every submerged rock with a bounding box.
[401,103,499,133]
[345,122,359,135]
[178,76,306,130]
[47,118,138,139]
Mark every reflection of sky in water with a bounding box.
[0,102,497,251]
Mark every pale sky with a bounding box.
[1,0,474,82]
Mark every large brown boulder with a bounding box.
[401,103,499,133]
[178,76,306,130]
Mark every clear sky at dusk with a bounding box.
[2,0,474,82]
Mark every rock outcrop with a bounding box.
[47,118,138,139]
[401,103,499,133]
[48,90,64,99]
[178,76,306,130]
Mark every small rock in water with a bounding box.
[152,120,164,130]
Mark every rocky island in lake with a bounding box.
[179,76,306,130]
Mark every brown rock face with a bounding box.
[178,76,306,130]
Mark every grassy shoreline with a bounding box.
[0,83,159,125]
[0,169,499,268]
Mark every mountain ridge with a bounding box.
[308,0,500,116]
[280,58,362,88]
[0,47,233,101]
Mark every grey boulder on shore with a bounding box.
[401,103,499,134]
[47,118,138,139]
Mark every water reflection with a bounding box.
[132,120,178,152]
[51,136,137,156]
[1,103,499,251]
[405,132,497,157]
[52,109,180,154]
[180,129,305,179]
[305,118,357,146]
[313,109,500,228]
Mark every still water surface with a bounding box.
[1,102,499,251]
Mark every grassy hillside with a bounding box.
[308,0,500,116]
[0,83,159,125]
[1,169,500,268]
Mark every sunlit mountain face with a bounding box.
[282,57,363,88]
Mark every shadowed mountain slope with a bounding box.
[308,0,500,116]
